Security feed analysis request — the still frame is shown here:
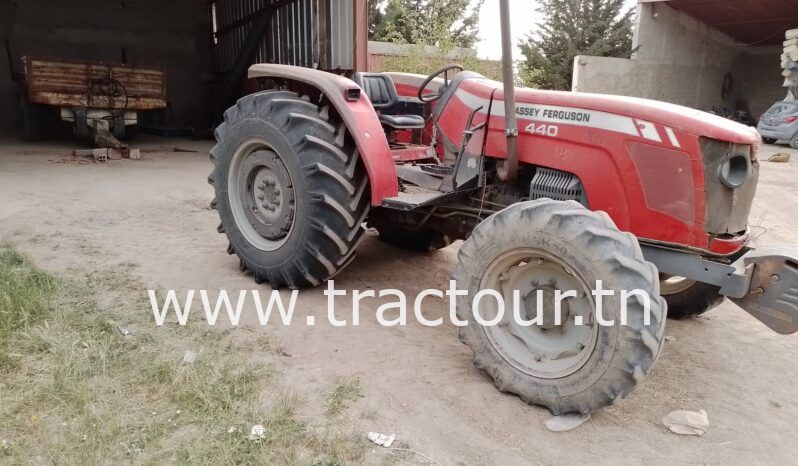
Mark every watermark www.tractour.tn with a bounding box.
[148,280,654,328]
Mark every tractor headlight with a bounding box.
[718,153,750,189]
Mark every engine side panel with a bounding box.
[434,76,759,252]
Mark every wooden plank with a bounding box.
[25,58,167,110]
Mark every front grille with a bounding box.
[700,138,759,235]
[529,167,588,206]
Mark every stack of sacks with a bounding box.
[782,29,798,93]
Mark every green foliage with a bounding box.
[369,0,485,49]
[377,46,503,81]
[519,0,635,90]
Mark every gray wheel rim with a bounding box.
[479,249,599,379]
[228,138,296,252]
[659,274,695,295]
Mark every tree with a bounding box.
[369,0,485,49]
[519,0,634,90]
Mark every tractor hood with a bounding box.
[482,80,761,146]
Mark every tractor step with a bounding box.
[396,164,453,192]
[381,190,451,211]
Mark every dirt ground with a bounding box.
[1,134,797,464]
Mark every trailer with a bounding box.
[17,57,167,142]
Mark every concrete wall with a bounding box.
[573,2,784,119]
[0,0,214,133]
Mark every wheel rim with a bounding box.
[479,249,599,379]
[659,274,695,295]
[227,138,296,251]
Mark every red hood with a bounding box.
[499,83,760,146]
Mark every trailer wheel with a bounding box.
[112,114,126,140]
[660,276,724,319]
[20,95,42,141]
[453,200,666,415]
[209,91,369,289]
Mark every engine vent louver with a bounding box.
[529,167,588,206]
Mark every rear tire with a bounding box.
[660,276,724,320]
[762,137,777,145]
[453,200,666,415]
[209,91,369,289]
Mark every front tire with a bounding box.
[453,200,666,415]
[209,91,369,289]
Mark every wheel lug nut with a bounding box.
[577,343,585,351]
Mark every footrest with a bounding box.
[381,191,449,211]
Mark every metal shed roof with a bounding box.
[641,0,798,46]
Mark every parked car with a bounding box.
[757,100,798,147]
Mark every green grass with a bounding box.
[0,244,368,464]
[324,377,363,416]
[0,246,56,371]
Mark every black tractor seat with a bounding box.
[353,72,426,130]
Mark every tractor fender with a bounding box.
[248,64,398,205]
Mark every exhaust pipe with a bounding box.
[496,0,519,182]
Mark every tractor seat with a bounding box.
[353,72,426,130]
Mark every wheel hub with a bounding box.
[525,284,571,330]
[252,169,283,220]
[228,142,297,251]
[480,250,599,379]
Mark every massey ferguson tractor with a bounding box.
[208,1,798,415]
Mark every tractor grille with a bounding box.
[529,167,588,206]
[700,138,758,235]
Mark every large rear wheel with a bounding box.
[453,200,666,415]
[209,91,369,289]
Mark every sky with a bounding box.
[475,0,638,60]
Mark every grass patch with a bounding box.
[0,244,367,464]
[324,377,363,416]
[0,246,56,371]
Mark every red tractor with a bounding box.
[208,3,798,415]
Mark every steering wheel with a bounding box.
[418,64,464,103]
